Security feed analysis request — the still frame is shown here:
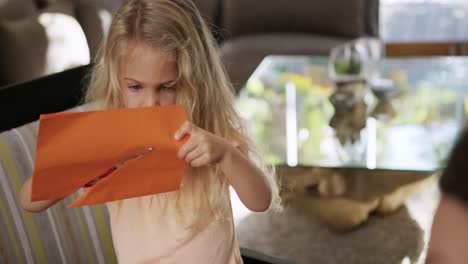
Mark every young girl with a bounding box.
[20,0,280,263]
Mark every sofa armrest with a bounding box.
[0,64,91,132]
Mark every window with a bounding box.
[381,0,468,42]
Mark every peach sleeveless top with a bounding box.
[106,192,243,264]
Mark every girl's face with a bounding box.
[120,43,178,108]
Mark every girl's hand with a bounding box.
[175,121,232,167]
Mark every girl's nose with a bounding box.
[141,91,159,107]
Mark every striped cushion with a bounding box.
[0,105,117,263]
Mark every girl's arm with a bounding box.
[219,144,272,212]
[20,177,62,212]
[426,193,468,264]
[176,122,272,212]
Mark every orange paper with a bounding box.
[31,105,188,207]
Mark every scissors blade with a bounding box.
[115,147,154,168]
[83,147,154,188]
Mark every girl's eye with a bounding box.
[160,85,175,92]
[128,85,142,91]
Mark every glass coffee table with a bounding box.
[233,56,468,264]
[236,56,468,171]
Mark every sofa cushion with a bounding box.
[192,0,219,23]
[0,11,90,86]
[75,0,113,60]
[221,33,350,92]
[35,0,115,61]
[223,0,367,39]
[39,4,90,77]
[36,0,123,13]
[0,17,48,86]
[0,0,36,20]
[89,0,124,14]
[38,0,75,16]
[0,104,117,263]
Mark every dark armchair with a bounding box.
[219,0,379,91]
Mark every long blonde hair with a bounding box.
[85,0,280,224]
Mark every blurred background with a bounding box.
[1,0,468,264]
